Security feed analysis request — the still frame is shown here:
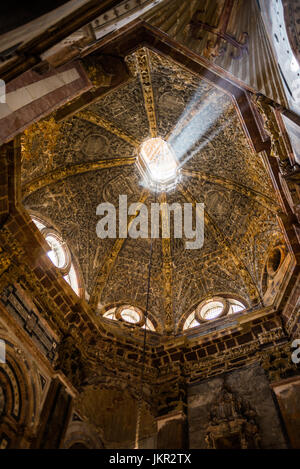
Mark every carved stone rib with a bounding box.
[78,110,140,148]
[178,184,261,303]
[181,169,279,213]
[135,47,158,138]
[89,189,150,309]
[22,157,136,199]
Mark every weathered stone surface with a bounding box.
[188,364,287,449]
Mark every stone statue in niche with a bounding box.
[205,386,260,449]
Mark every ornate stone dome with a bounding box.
[22,47,282,334]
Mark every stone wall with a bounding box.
[188,363,287,449]
[273,377,300,449]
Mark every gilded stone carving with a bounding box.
[0,248,11,276]
[78,110,140,148]
[83,56,114,88]
[160,193,174,333]
[22,47,285,332]
[178,184,261,303]
[22,158,136,199]
[181,169,278,213]
[88,77,150,142]
[253,95,290,164]
[135,48,158,138]
[81,133,108,157]
[21,118,61,169]
[55,335,86,388]
[21,116,135,185]
[205,386,260,449]
[89,189,149,309]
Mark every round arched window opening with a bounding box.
[44,233,68,270]
[31,216,80,296]
[266,246,284,277]
[183,297,246,330]
[103,308,116,320]
[63,263,79,295]
[196,298,228,322]
[116,305,145,327]
[120,308,141,324]
[228,299,245,315]
[182,311,198,330]
[102,305,155,331]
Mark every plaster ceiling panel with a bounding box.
[148,49,212,140]
[178,102,276,199]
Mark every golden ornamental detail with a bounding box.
[78,110,140,148]
[135,48,158,138]
[253,95,289,163]
[21,117,61,168]
[160,193,174,333]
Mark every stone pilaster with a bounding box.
[32,378,73,449]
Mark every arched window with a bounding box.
[44,233,68,270]
[102,305,155,331]
[31,216,80,296]
[227,299,246,315]
[182,312,198,330]
[199,300,224,320]
[183,297,246,330]
[103,308,116,320]
[64,263,79,296]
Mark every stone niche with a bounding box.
[188,364,287,449]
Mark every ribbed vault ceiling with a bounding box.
[22,47,283,333]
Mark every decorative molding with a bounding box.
[181,169,279,213]
[77,110,140,148]
[205,385,260,449]
[89,189,150,309]
[22,158,136,199]
[178,184,262,303]
[160,193,174,333]
[21,117,62,167]
[135,47,158,138]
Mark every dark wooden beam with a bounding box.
[0,0,121,83]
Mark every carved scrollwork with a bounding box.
[261,344,300,383]
[205,386,260,449]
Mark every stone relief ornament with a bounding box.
[205,386,260,449]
